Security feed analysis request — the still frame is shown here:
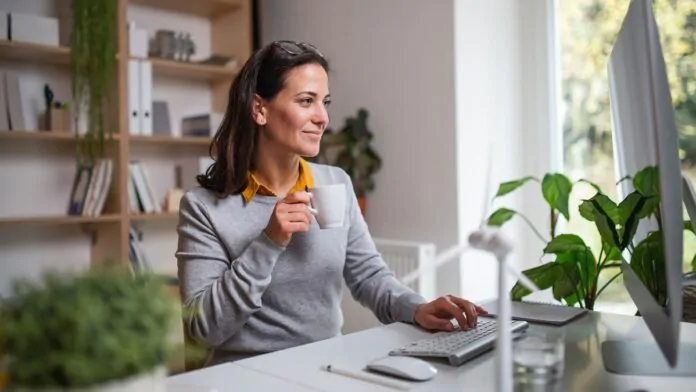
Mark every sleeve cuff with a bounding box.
[394,292,427,324]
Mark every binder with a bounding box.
[128,59,141,135]
[5,71,26,130]
[0,71,9,130]
[138,60,153,136]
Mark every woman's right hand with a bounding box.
[264,192,313,247]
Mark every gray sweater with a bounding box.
[176,163,426,365]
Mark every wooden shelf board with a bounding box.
[0,131,121,142]
[130,212,179,221]
[0,40,70,65]
[129,0,242,18]
[0,214,122,225]
[129,135,212,145]
[144,56,237,81]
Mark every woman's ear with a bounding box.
[252,94,267,126]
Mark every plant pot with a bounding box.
[12,366,166,392]
[357,196,367,215]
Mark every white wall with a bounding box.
[260,0,462,296]
[261,0,558,302]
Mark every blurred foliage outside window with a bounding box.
[558,0,696,313]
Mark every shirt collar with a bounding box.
[242,159,315,204]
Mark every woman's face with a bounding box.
[254,63,331,158]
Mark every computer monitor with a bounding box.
[604,0,696,376]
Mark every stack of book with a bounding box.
[128,160,161,214]
[67,159,114,216]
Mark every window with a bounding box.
[556,0,696,314]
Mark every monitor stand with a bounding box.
[602,341,696,376]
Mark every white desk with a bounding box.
[166,362,319,391]
[169,310,696,391]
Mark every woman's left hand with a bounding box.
[413,295,488,332]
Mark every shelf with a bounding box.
[129,0,242,18]
[0,214,122,225]
[130,135,212,145]
[0,40,70,65]
[0,131,121,142]
[130,212,179,221]
[145,57,237,81]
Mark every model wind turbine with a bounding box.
[399,142,539,392]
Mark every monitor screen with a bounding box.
[607,0,683,370]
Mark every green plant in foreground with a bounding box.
[0,269,178,387]
[487,166,696,310]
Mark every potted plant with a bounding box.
[0,268,178,391]
[70,0,117,165]
[312,108,382,214]
[487,165,696,310]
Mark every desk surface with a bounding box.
[167,362,318,391]
[170,310,696,391]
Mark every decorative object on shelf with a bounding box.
[70,0,117,165]
[488,165,696,311]
[312,108,382,215]
[0,268,178,391]
[181,113,223,137]
[149,29,195,61]
[44,84,72,132]
[152,101,172,136]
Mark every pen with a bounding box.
[321,364,411,390]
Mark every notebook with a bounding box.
[480,300,588,326]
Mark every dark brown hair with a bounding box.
[197,41,329,197]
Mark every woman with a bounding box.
[176,40,487,365]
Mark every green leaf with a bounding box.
[603,242,623,261]
[618,193,646,249]
[510,262,558,301]
[633,166,659,197]
[543,234,587,254]
[692,253,696,272]
[553,261,581,301]
[580,194,619,223]
[487,208,516,227]
[556,248,597,301]
[579,200,596,221]
[617,192,643,224]
[639,196,660,219]
[630,232,667,306]
[685,220,694,234]
[592,202,621,249]
[542,173,573,220]
[495,176,537,198]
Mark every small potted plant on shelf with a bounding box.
[487,165,696,311]
[312,108,382,214]
[0,268,178,391]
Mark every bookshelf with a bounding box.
[0,0,253,373]
[0,0,251,261]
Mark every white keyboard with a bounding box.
[389,318,529,366]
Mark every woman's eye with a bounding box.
[299,98,313,106]
[323,100,332,107]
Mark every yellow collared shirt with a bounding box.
[242,159,315,203]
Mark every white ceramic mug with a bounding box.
[308,184,346,229]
